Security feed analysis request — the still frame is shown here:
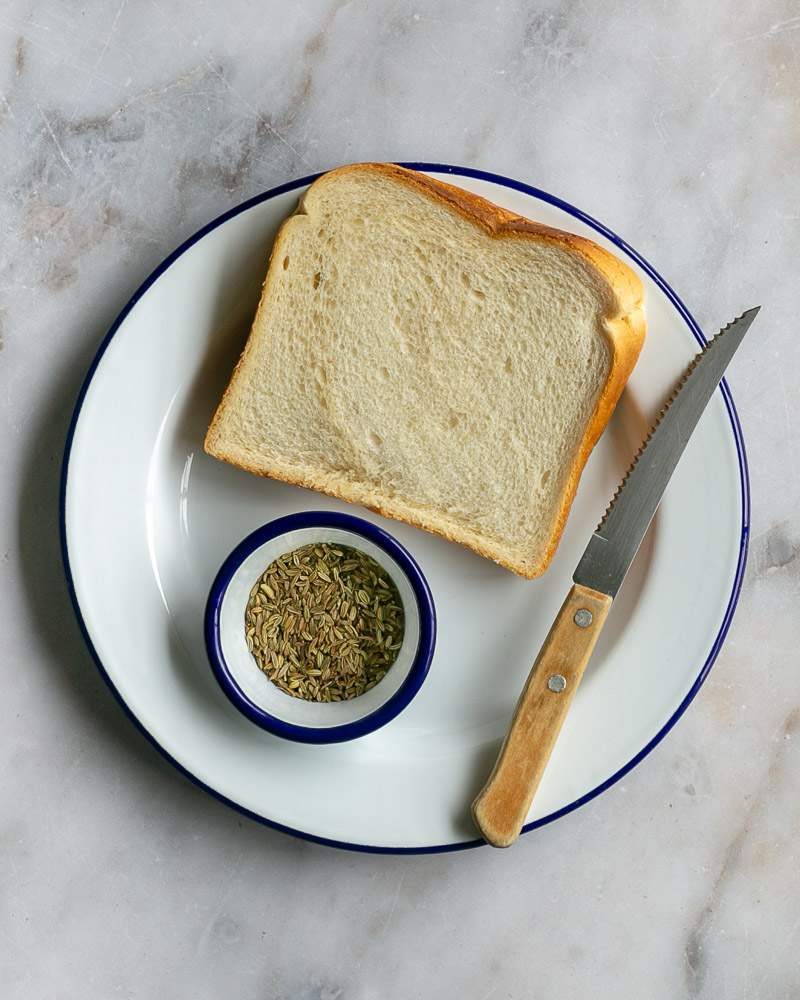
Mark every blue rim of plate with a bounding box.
[59,162,750,854]
[205,510,436,743]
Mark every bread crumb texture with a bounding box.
[206,164,644,577]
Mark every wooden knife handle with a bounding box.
[472,583,612,848]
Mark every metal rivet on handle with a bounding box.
[574,608,593,628]
[547,674,567,693]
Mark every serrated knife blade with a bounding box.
[573,306,760,597]
[473,307,759,847]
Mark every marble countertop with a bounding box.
[2,1,798,997]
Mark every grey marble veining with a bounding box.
[1,1,798,997]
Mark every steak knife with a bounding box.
[472,307,760,848]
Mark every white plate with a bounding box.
[61,164,748,852]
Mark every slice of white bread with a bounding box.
[205,163,645,578]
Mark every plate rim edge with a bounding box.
[58,161,751,854]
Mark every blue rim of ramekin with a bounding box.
[204,511,436,744]
[59,162,751,852]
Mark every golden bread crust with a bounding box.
[205,162,645,578]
